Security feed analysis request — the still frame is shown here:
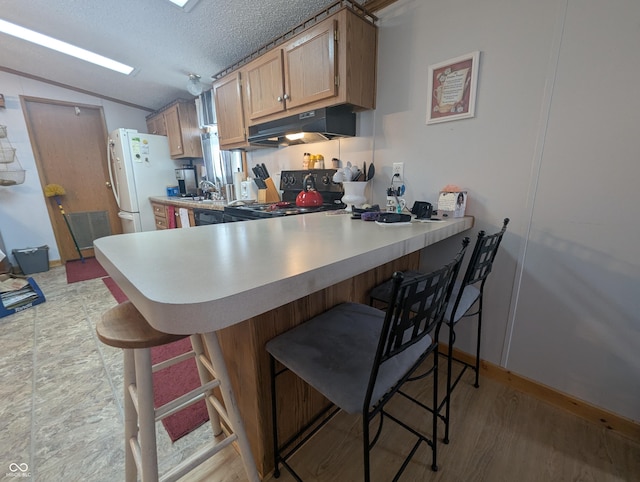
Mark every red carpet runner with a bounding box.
[65,257,108,284]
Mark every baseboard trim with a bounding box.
[440,345,640,442]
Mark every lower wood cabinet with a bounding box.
[152,202,170,229]
[151,202,196,229]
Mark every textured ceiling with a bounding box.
[0,0,373,111]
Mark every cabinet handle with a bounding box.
[277,96,283,102]
[283,94,289,100]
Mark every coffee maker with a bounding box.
[175,167,197,196]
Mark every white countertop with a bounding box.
[94,213,473,335]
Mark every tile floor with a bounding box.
[0,265,216,481]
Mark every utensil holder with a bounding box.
[341,181,369,211]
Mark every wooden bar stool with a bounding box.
[97,301,252,482]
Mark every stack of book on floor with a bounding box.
[0,274,46,318]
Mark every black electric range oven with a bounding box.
[223,169,344,222]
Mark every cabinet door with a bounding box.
[163,104,184,157]
[147,114,167,136]
[213,72,247,148]
[283,18,337,110]
[245,49,286,121]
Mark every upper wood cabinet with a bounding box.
[146,100,203,159]
[244,49,287,121]
[244,18,338,122]
[146,112,167,136]
[212,6,377,149]
[212,71,247,150]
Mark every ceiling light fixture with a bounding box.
[168,0,201,13]
[0,19,134,75]
[186,73,203,96]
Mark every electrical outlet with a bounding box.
[392,162,404,180]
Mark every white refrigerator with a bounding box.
[108,128,178,233]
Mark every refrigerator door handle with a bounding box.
[107,138,121,209]
[118,211,135,220]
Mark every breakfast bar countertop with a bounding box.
[94,213,473,335]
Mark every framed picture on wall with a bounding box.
[426,51,480,124]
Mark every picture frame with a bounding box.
[426,51,480,124]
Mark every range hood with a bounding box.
[247,105,356,147]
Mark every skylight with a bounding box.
[0,19,134,75]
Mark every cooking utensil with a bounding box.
[363,162,367,181]
[296,174,324,207]
[261,163,269,178]
[367,163,375,181]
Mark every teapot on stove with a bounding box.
[295,174,324,207]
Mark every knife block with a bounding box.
[264,178,280,203]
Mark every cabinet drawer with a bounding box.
[152,203,167,219]
[151,203,169,230]
[155,217,169,230]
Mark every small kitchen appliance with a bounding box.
[175,167,198,196]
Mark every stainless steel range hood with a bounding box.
[247,105,356,147]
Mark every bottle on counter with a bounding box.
[315,154,325,169]
[303,152,310,169]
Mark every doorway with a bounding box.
[21,97,122,263]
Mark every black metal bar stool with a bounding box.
[369,218,510,442]
[266,238,469,481]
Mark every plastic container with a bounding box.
[12,246,49,275]
[166,186,179,197]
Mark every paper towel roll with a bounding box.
[233,171,244,201]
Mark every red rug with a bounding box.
[102,276,209,442]
[66,257,108,283]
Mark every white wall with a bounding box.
[253,0,640,422]
[0,71,149,264]
[376,0,639,422]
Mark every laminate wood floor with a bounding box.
[186,360,640,482]
[3,266,638,481]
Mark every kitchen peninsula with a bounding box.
[94,212,473,476]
